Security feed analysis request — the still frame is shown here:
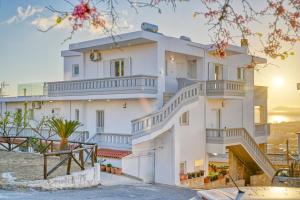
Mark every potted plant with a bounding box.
[100,164,106,171]
[200,170,205,176]
[204,176,210,183]
[180,173,185,181]
[115,167,122,175]
[106,163,112,173]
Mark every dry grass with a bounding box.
[0,150,88,183]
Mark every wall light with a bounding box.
[170,56,175,62]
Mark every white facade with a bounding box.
[0,28,271,185]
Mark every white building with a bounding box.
[0,24,274,185]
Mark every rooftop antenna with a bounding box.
[228,173,245,200]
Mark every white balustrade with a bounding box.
[255,123,270,137]
[88,132,132,150]
[206,80,245,96]
[45,75,158,97]
[4,127,89,143]
[132,82,205,137]
[206,128,276,178]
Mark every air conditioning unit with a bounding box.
[90,50,101,62]
[32,101,42,109]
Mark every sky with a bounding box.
[0,0,299,110]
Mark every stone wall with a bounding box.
[13,163,101,190]
[228,150,251,185]
[250,174,272,186]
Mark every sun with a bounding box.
[272,76,284,88]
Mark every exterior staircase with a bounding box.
[206,128,276,178]
[131,81,276,179]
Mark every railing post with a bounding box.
[67,156,72,175]
[94,145,98,163]
[44,154,47,179]
[50,141,53,152]
[79,149,84,170]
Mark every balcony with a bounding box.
[45,75,158,97]
[206,80,245,97]
[255,123,270,137]
[87,133,132,151]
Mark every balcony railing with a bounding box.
[255,123,270,137]
[45,75,158,97]
[206,128,276,178]
[87,132,132,150]
[7,127,89,143]
[132,82,205,137]
[206,80,245,97]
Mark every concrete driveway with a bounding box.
[0,184,198,200]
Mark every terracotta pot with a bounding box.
[100,165,106,172]
[115,168,122,175]
[106,166,111,173]
[180,174,185,181]
[218,174,224,180]
[204,177,210,183]
[111,167,117,174]
[184,174,188,180]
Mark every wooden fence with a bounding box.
[0,136,98,179]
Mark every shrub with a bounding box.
[107,163,112,168]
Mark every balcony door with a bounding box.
[96,110,104,133]
[110,58,132,77]
[208,63,228,80]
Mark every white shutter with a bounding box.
[222,65,228,80]
[124,57,132,76]
[208,62,215,80]
[110,60,115,77]
[103,60,111,77]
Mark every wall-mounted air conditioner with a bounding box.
[90,50,101,62]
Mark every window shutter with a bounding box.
[110,60,115,77]
[222,65,228,80]
[208,62,215,80]
[103,60,111,77]
[124,57,132,76]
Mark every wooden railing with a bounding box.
[206,80,245,97]
[0,136,97,179]
[45,75,158,97]
[206,128,276,178]
[132,82,205,137]
[43,144,97,179]
[87,132,132,150]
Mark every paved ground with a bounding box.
[0,184,198,200]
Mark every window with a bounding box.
[72,64,80,76]
[51,108,60,117]
[96,110,104,132]
[16,108,22,115]
[180,162,186,174]
[28,109,34,120]
[113,59,124,77]
[214,64,223,80]
[194,160,203,172]
[237,67,245,80]
[180,111,189,126]
[75,109,80,122]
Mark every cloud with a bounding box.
[32,15,71,31]
[1,5,44,24]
